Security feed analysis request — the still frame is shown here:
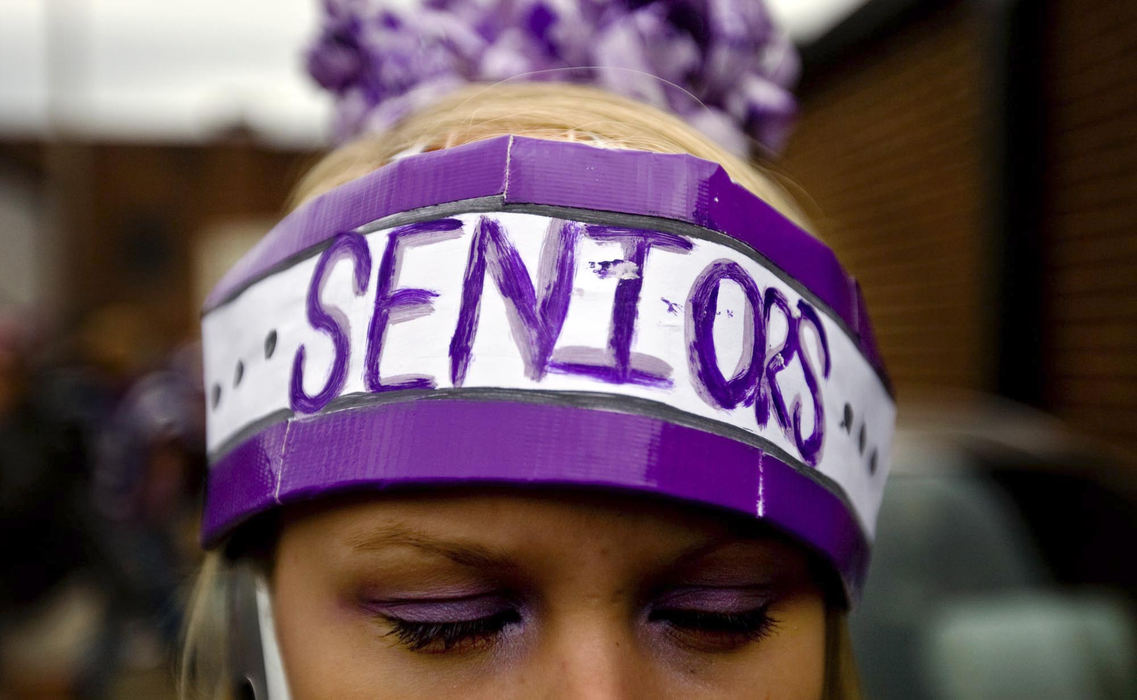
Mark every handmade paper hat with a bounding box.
[200,136,895,600]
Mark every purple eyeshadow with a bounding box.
[360,594,518,623]
[651,587,773,614]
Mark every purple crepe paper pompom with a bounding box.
[306,1,366,93]
[593,4,702,105]
[305,0,800,155]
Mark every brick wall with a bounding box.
[781,0,1137,461]
[779,3,988,396]
[58,140,312,347]
[1043,0,1137,459]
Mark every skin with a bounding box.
[272,489,827,699]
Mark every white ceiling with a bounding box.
[0,0,864,146]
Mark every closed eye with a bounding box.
[649,606,778,652]
[382,608,522,653]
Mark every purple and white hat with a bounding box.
[200,136,894,599]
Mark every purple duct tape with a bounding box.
[203,398,869,599]
[204,137,511,311]
[502,138,855,336]
[201,136,886,382]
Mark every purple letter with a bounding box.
[686,260,764,409]
[755,289,831,467]
[449,217,580,385]
[365,219,463,392]
[549,225,692,387]
[290,232,372,414]
[792,300,830,466]
[756,287,796,430]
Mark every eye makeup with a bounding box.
[651,585,775,612]
[358,586,780,657]
[358,592,524,654]
[646,586,780,653]
[383,608,523,653]
[340,533,798,658]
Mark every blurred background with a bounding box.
[0,0,1133,697]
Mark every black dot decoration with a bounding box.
[234,359,245,387]
[858,424,866,455]
[211,383,222,410]
[868,448,878,475]
[264,330,278,359]
[841,403,853,433]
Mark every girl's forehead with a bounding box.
[280,488,810,573]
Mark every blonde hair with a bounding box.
[183,82,855,699]
[288,83,809,229]
[180,552,228,699]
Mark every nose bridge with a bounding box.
[534,603,647,700]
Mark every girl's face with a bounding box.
[272,490,827,699]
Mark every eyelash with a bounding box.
[383,609,521,653]
[649,606,779,650]
[381,605,777,654]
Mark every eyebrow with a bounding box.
[342,525,776,577]
[665,536,748,570]
[343,524,519,571]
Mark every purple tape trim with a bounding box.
[204,137,511,311]
[203,399,869,596]
[503,138,854,332]
[201,136,885,379]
